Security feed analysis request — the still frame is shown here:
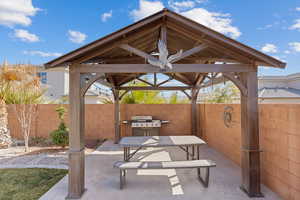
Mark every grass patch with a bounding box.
[0,168,67,200]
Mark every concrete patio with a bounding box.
[40,140,281,200]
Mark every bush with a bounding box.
[50,105,69,148]
[50,122,68,148]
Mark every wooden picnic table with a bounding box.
[119,136,206,161]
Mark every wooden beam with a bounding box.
[116,86,192,91]
[107,75,116,86]
[171,44,208,63]
[174,73,193,85]
[181,90,191,100]
[118,74,140,86]
[67,66,85,199]
[200,76,226,89]
[119,90,129,100]
[194,74,206,86]
[74,64,255,73]
[136,77,154,86]
[223,72,247,96]
[80,73,111,96]
[157,77,173,86]
[154,73,157,86]
[240,70,263,197]
[160,24,167,44]
[119,44,157,61]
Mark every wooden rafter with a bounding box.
[136,77,154,86]
[74,64,256,73]
[173,73,193,85]
[116,86,192,90]
[119,90,129,100]
[118,74,140,86]
[160,24,167,44]
[181,90,191,99]
[167,22,252,64]
[157,77,173,86]
[171,44,208,63]
[194,74,206,86]
[167,11,285,68]
[119,44,157,61]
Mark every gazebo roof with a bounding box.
[45,9,286,87]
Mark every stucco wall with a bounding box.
[8,104,192,140]
[6,104,300,199]
[200,104,300,200]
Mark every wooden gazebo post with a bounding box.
[114,89,121,143]
[191,88,199,135]
[240,70,263,197]
[67,66,86,199]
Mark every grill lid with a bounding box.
[131,116,152,121]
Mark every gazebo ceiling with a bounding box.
[45,9,286,87]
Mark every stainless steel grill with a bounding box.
[122,116,169,136]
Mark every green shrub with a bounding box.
[50,105,69,148]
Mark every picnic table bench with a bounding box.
[114,160,216,189]
[114,136,216,189]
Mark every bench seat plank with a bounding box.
[114,160,216,169]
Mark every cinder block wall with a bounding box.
[200,104,300,200]
[6,104,300,199]
[7,104,192,140]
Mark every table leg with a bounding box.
[186,146,189,160]
[197,145,200,175]
[192,145,195,160]
[123,147,126,161]
[127,147,130,161]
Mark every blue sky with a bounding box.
[0,0,300,75]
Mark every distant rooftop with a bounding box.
[259,87,300,99]
[258,72,300,80]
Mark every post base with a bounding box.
[66,188,87,200]
[240,186,264,198]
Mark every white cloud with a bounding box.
[261,43,278,53]
[68,30,87,44]
[130,0,164,21]
[180,8,241,38]
[284,50,291,54]
[168,1,195,12]
[0,0,40,27]
[101,10,112,22]
[289,19,300,31]
[289,42,300,52]
[129,0,240,39]
[13,29,39,42]
[296,7,300,11]
[23,50,62,57]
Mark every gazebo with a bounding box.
[45,9,286,199]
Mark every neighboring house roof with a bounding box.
[258,72,300,81]
[259,87,300,99]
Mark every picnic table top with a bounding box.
[119,136,206,147]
